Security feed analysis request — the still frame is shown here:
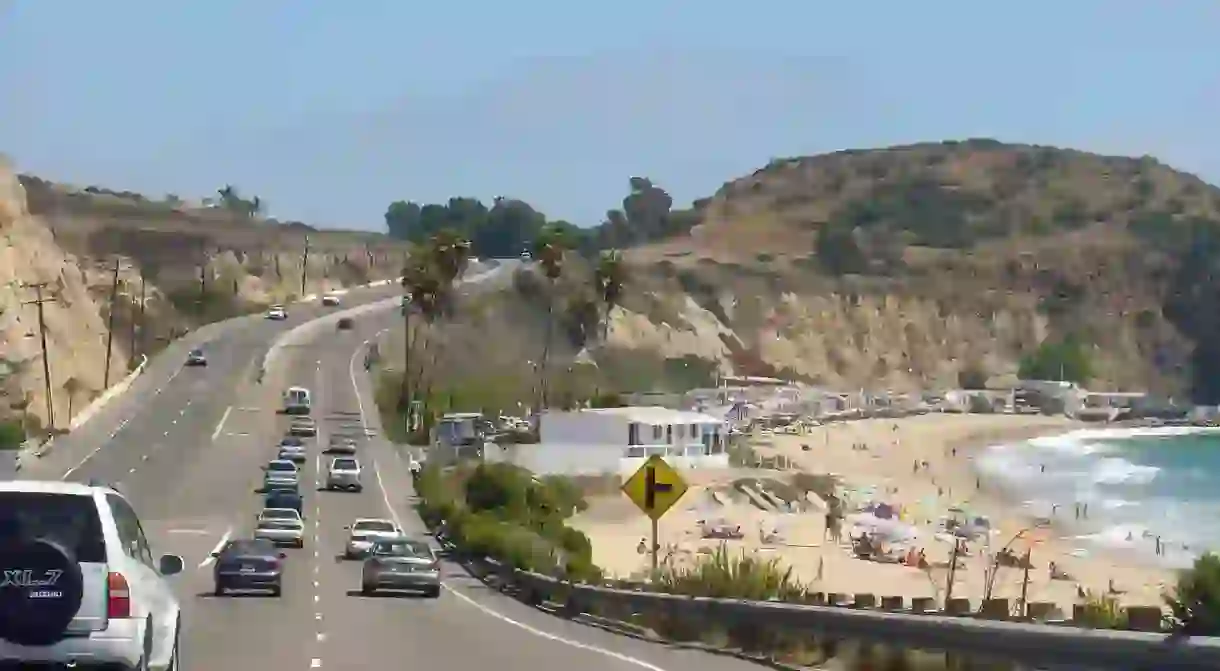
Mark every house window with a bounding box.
[690,424,698,438]
[652,424,663,441]
[666,425,673,443]
[628,422,640,446]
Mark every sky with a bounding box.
[1,1,1218,231]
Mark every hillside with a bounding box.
[0,158,409,434]
[426,140,1220,403]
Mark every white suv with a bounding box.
[0,480,184,669]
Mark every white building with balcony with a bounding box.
[500,406,730,475]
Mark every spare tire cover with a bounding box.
[0,538,86,646]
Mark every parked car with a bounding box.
[185,348,207,366]
[337,317,354,330]
[266,306,287,320]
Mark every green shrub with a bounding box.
[653,544,807,601]
[1078,590,1128,629]
[1166,552,1220,635]
[0,419,25,451]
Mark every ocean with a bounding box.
[976,426,1220,569]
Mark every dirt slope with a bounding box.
[0,158,410,432]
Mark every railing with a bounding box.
[445,546,1220,670]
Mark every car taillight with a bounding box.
[107,572,131,618]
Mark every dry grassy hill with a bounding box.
[477,140,1220,402]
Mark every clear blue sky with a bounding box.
[2,1,1218,231]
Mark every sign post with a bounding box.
[621,455,689,572]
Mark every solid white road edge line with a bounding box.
[347,341,667,671]
[211,405,233,442]
[199,527,233,569]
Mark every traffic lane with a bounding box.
[343,344,772,671]
[178,338,330,671]
[30,315,263,482]
[60,332,258,496]
[307,342,561,671]
[308,339,663,671]
[26,281,400,480]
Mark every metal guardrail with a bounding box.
[451,551,1220,670]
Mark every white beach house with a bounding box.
[501,406,730,476]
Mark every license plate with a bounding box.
[240,566,256,573]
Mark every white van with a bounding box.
[283,386,312,415]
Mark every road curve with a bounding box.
[43,264,769,670]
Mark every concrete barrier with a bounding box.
[68,354,149,431]
[492,566,1220,670]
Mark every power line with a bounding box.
[22,282,57,431]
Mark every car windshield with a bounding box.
[190,349,202,356]
[266,494,300,507]
[332,459,358,470]
[280,437,303,446]
[0,492,107,563]
[353,521,395,533]
[373,540,432,558]
[268,461,296,472]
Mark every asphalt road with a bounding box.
[37,264,768,670]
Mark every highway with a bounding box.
[31,266,768,670]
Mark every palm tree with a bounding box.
[533,226,568,410]
[63,376,84,420]
[217,185,237,209]
[593,250,627,342]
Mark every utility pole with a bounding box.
[131,269,146,359]
[300,236,311,295]
[103,257,123,388]
[197,242,210,318]
[22,282,57,431]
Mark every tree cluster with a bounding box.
[383,178,701,258]
[214,185,264,218]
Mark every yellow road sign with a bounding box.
[622,455,689,521]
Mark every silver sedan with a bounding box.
[360,538,441,597]
[254,518,305,548]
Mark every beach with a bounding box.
[569,413,1179,617]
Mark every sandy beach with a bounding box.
[569,413,1177,617]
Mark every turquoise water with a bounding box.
[977,427,1220,568]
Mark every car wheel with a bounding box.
[424,586,441,599]
[360,583,374,596]
[271,585,282,597]
[213,582,225,597]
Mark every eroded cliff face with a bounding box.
[0,157,409,432]
[0,158,121,428]
[595,253,1187,394]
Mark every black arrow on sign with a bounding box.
[644,465,672,510]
